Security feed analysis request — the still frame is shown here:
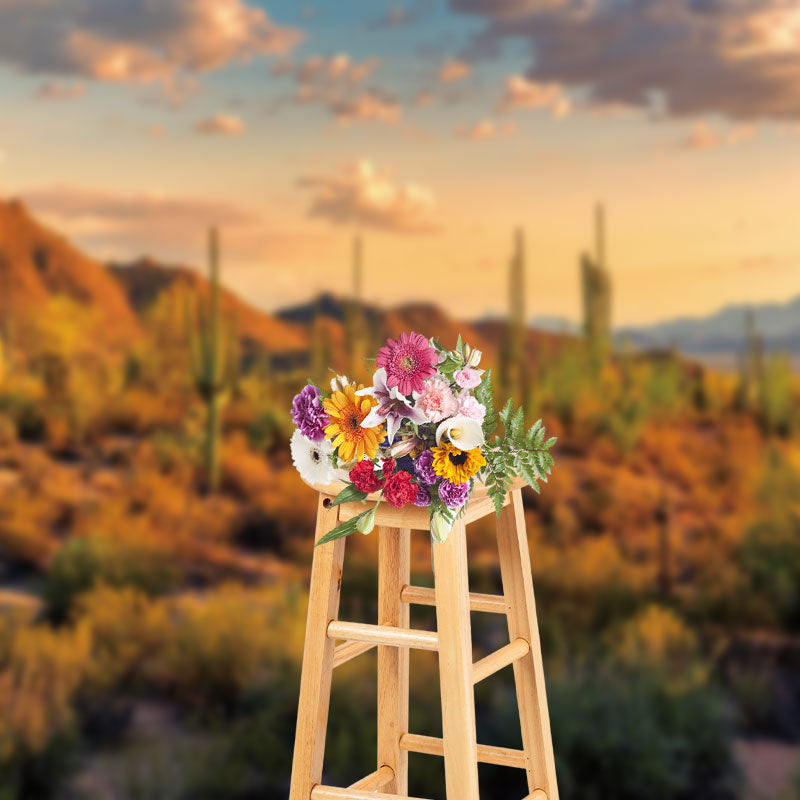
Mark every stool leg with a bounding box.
[433,518,480,800]
[289,496,347,800]
[496,489,559,800]
[377,526,410,794]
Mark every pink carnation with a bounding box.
[457,392,486,424]
[454,368,482,389]
[416,377,458,423]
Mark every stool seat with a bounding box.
[312,476,527,530]
[289,484,559,800]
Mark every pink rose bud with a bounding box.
[454,368,482,389]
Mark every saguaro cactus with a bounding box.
[187,227,234,493]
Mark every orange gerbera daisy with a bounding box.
[323,384,382,463]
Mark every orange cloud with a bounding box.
[194,113,245,135]
[499,75,570,117]
[0,0,303,85]
[35,82,87,100]
[438,59,471,83]
[455,119,517,141]
[298,160,439,234]
[331,91,401,125]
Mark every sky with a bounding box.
[0,0,799,326]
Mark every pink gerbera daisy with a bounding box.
[376,332,438,395]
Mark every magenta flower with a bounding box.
[454,367,483,389]
[438,479,470,509]
[356,368,428,444]
[291,384,329,442]
[377,332,438,395]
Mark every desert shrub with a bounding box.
[74,585,171,694]
[549,668,738,800]
[0,624,91,798]
[608,604,707,688]
[739,518,800,630]
[758,354,793,436]
[157,586,301,712]
[0,392,45,442]
[43,536,178,621]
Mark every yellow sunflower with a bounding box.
[323,384,382,463]
[431,442,486,484]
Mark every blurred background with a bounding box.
[1,1,799,798]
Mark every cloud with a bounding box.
[682,120,758,149]
[298,160,439,234]
[330,91,401,125]
[0,0,302,86]
[21,185,256,229]
[452,0,800,121]
[438,59,471,83]
[193,112,245,135]
[35,82,87,101]
[455,119,517,140]
[684,121,720,150]
[290,53,379,87]
[498,75,570,117]
[368,6,413,29]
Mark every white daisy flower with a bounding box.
[290,429,336,486]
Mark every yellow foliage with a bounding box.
[0,623,91,759]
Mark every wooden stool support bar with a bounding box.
[290,487,559,800]
[311,787,432,800]
[332,640,375,669]
[399,733,527,769]
[347,765,395,791]
[472,637,531,684]
[400,585,507,615]
[327,620,438,652]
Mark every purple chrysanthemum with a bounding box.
[438,479,470,509]
[414,450,437,485]
[414,484,432,507]
[291,384,329,442]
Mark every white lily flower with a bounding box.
[435,415,485,451]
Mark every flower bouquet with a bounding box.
[290,332,556,545]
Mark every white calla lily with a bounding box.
[435,415,485,450]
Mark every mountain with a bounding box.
[0,198,140,345]
[618,296,800,356]
[110,257,307,355]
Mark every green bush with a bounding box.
[43,536,178,622]
[549,669,738,800]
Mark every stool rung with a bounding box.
[332,640,376,669]
[399,733,527,769]
[311,787,432,800]
[347,765,394,790]
[327,620,438,651]
[472,637,530,684]
[400,585,507,615]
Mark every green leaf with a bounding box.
[316,509,373,546]
[330,484,369,507]
[456,333,463,355]
[499,397,514,427]
[510,405,524,439]
[544,436,558,449]
[475,369,497,439]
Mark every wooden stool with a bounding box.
[289,479,559,800]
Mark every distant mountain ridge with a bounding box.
[617,296,800,355]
